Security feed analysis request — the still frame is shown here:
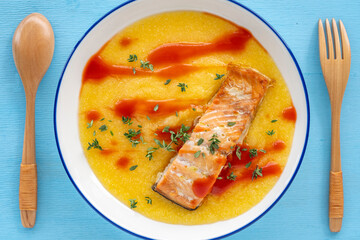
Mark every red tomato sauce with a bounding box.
[82,54,200,83]
[211,144,282,196]
[273,140,286,151]
[86,110,101,122]
[192,175,217,198]
[82,26,252,83]
[120,37,132,47]
[114,98,198,118]
[147,27,252,66]
[100,148,116,156]
[282,105,297,121]
[115,157,130,169]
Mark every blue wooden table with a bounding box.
[1,0,359,239]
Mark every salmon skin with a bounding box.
[152,64,271,210]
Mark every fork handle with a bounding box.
[329,171,343,232]
[329,109,343,232]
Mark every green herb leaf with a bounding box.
[146,116,151,120]
[162,126,170,133]
[145,196,152,205]
[138,125,142,128]
[99,124,107,132]
[127,54,138,62]
[271,119,278,123]
[259,149,266,153]
[154,139,163,148]
[164,79,171,85]
[87,120,93,129]
[110,130,114,136]
[249,149,258,158]
[154,124,191,153]
[236,146,241,160]
[197,138,204,146]
[140,60,154,71]
[194,150,201,158]
[132,67,136,74]
[129,199,137,209]
[266,129,275,136]
[202,152,206,158]
[214,73,225,80]
[87,138,103,151]
[100,118,105,121]
[153,104,159,112]
[245,162,252,168]
[241,148,247,151]
[175,111,178,117]
[177,83,188,92]
[208,134,220,154]
[252,165,263,180]
[122,116,133,125]
[217,177,223,180]
[228,162,232,168]
[227,172,237,181]
[129,165,138,171]
[145,147,158,161]
[93,131,96,136]
[124,129,141,147]
[227,122,236,127]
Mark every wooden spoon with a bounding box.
[12,13,54,228]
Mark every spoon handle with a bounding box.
[19,97,37,228]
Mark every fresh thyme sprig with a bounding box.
[127,54,138,62]
[214,73,225,80]
[122,116,133,125]
[145,197,152,205]
[129,199,137,209]
[124,129,141,147]
[140,60,154,71]
[87,138,103,151]
[208,134,220,154]
[177,83,188,92]
[266,129,275,136]
[227,172,237,181]
[252,165,263,180]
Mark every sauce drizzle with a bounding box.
[282,105,297,121]
[114,98,199,118]
[86,110,101,122]
[211,144,282,195]
[120,37,132,47]
[147,27,252,66]
[83,54,201,83]
[192,176,217,198]
[116,157,130,169]
[82,26,252,84]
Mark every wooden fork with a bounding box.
[318,19,351,232]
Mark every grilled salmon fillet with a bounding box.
[152,64,271,210]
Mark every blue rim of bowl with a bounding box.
[54,0,310,239]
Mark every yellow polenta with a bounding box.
[79,11,295,225]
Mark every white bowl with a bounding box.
[54,0,309,239]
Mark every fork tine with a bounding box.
[331,19,341,59]
[339,20,351,60]
[325,19,334,59]
[318,20,326,62]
